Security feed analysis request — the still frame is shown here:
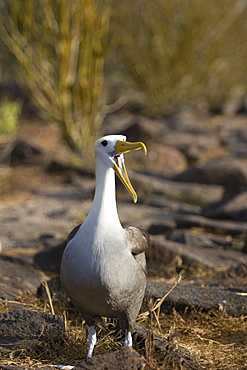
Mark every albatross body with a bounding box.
[61,135,149,357]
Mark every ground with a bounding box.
[0,111,247,369]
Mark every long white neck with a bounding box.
[86,156,122,231]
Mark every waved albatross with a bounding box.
[61,134,149,358]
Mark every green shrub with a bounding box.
[0,101,22,134]
[0,0,111,155]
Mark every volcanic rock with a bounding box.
[74,347,145,369]
[0,309,65,350]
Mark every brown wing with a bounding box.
[124,226,150,274]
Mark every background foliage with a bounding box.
[108,0,247,114]
[0,0,247,154]
[0,0,111,155]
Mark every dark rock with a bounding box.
[242,236,247,254]
[166,229,220,249]
[34,241,66,273]
[2,140,42,166]
[0,283,20,303]
[183,277,247,292]
[133,143,187,175]
[147,280,247,317]
[164,110,211,134]
[0,254,46,303]
[134,171,223,206]
[1,197,76,253]
[147,221,176,235]
[0,367,51,370]
[134,325,199,367]
[236,98,247,115]
[0,309,65,350]
[207,234,235,249]
[163,131,219,156]
[37,276,62,299]
[0,366,27,370]
[113,115,168,144]
[33,225,83,282]
[0,367,63,370]
[171,158,247,198]
[39,233,64,248]
[147,235,247,277]
[0,365,52,370]
[217,115,247,157]
[112,118,190,174]
[139,193,201,214]
[46,160,94,178]
[74,347,145,369]
[174,214,247,236]
[222,98,246,116]
[202,192,247,222]
[179,145,203,165]
[33,225,82,273]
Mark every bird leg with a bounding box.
[124,331,132,347]
[87,326,97,358]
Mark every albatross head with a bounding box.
[94,135,147,203]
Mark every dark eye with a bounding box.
[101,140,108,147]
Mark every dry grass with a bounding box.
[154,310,247,369]
[108,0,247,114]
[0,278,247,369]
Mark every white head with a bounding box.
[94,135,147,203]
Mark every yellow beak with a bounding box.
[114,140,147,203]
[115,140,147,155]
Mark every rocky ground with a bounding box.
[0,109,247,369]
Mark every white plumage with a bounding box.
[61,135,149,358]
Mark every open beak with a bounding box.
[113,140,147,203]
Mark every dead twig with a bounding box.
[42,281,55,315]
[139,273,183,322]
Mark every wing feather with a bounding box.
[124,226,149,274]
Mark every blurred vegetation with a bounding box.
[0,0,247,154]
[0,101,22,134]
[0,0,111,155]
[108,0,247,115]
